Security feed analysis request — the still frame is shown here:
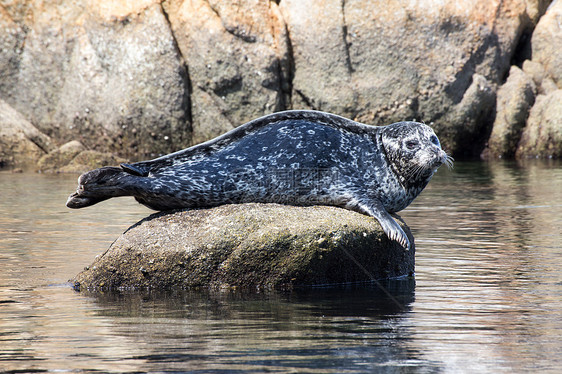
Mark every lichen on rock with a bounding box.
[73,203,415,291]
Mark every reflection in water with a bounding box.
[401,161,562,373]
[0,161,561,373]
[80,283,418,373]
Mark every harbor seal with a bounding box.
[66,110,452,250]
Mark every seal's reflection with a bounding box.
[78,279,423,372]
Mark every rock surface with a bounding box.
[1,0,190,159]
[486,66,536,158]
[280,0,528,157]
[0,99,53,169]
[516,90,562,158]
[163,0,290,144]
[485,0,562,159]
[73,204,415,291]
[1,0,560,164]
[531,0,562,87]
[37,140,127,173]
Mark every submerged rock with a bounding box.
[73,203,415,291]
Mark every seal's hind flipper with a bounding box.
[66,192,112,209]
[120,163,148,177]
[66,166,137,209]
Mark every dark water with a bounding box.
[1,161,561,373]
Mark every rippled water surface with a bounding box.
[1,161,561,373]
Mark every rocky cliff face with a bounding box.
[0,0,560,169]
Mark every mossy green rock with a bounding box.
[73,203,415,291]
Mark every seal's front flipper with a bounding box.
[351,199,411,250]
[381,219,410,250]
[66,166,136,209]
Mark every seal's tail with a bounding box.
[66,164,144,209]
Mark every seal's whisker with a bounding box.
[445,154,455,169]
[403,164,425,182]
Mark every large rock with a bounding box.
[486,66,536,158]
[0,0,554,163]
[503,1,562,160]
[516,90,562,158]
[163,0,290,144]
[0,2,26,100]
[73,204,415,291]
[440,74,496,158]
[279,0,356,117]
[1,0,190,159]
[531,0,562,88]
[37,140,85,172]
[37,140,127,174]
[522,59,558,95]
[487,0,561,160]
[280,0,537,157]
[0,99,53,169]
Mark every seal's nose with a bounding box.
[429,148,447,168]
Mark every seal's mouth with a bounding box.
[430,158,443,169]
[431,150,453,170]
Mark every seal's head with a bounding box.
[380,122,452,188]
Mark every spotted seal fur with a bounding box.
[67,110,452,249]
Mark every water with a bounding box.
[0,161,561,373]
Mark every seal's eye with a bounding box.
[430,135,440,146]
[405,140,418,150]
